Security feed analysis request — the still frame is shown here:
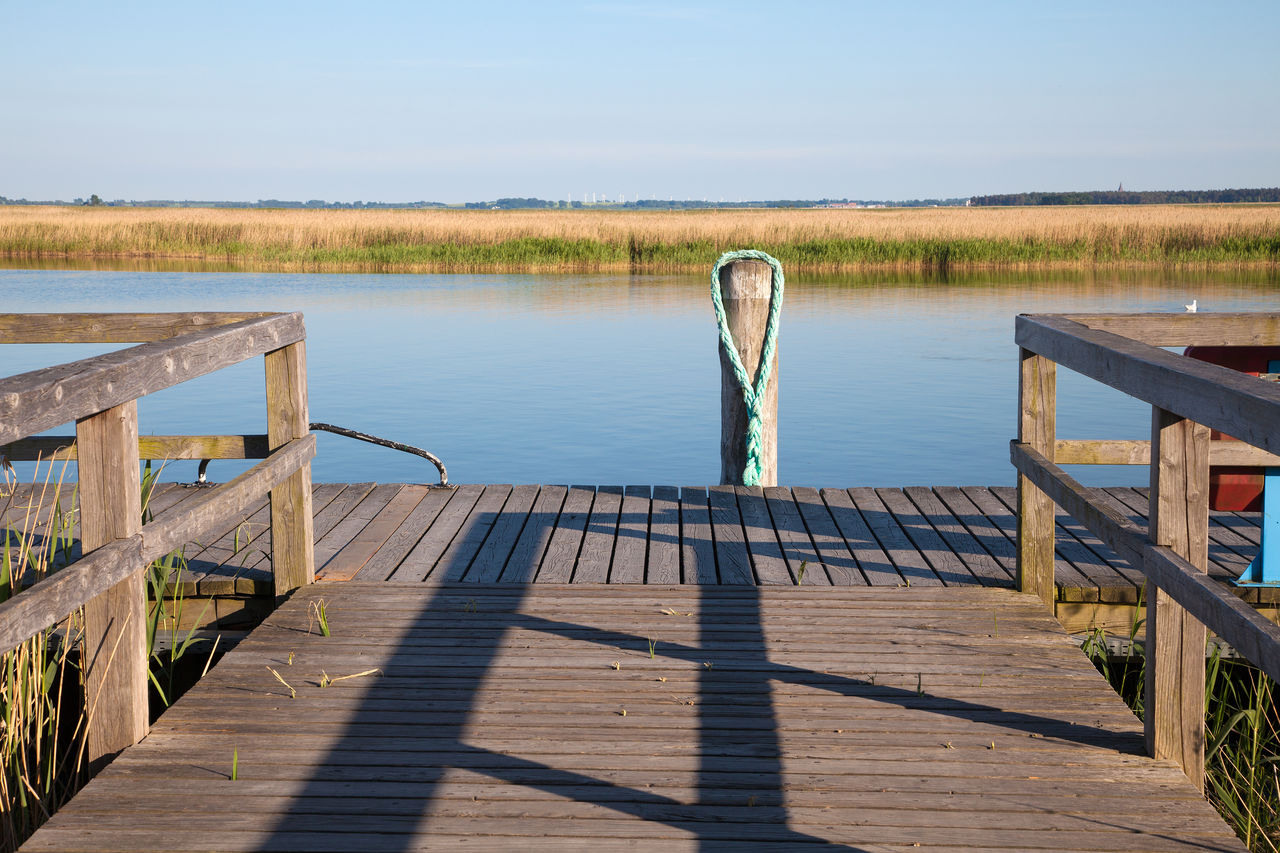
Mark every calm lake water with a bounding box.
[1,267,1276,487]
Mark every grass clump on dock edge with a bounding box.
[1084,628,1280,852]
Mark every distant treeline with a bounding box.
[970,188,1280,206]
[0,195,968,211]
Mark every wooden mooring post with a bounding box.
[719,259,778,487]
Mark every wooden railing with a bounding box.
[1012,312,1280,790]
[0,312,316,769]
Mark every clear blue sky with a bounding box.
[5,1,1277,203]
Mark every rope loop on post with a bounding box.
[710,249,785,486]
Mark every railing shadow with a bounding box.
[260,582,866,850]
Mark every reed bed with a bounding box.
[1085,624,1280,852]
[0,460,217,850]
[0,204,1277,273]
[0,463,86,851]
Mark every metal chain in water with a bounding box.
[709,249,785,486]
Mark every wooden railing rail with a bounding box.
[0,311,315,770]
[1013,312,1280,791]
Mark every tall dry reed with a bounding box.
[0,204,1276,272]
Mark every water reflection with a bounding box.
[1,267,1275,487]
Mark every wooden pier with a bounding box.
[8,480,1267,637]
[6,310,1280,851]
[22,583,1246,851]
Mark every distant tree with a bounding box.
[87,194,103,206]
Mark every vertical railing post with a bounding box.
[1145,407,1210,790]
[1017,348,1056,607]
[266,340,315,595]
[719,259,778,487]
[76,401,146,770]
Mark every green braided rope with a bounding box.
[710,249,785,486]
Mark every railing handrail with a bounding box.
[1016,314,1280,454]
[0,310,315,768]
[0,312,305,445]
[1013,310,1280,791]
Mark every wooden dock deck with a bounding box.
[8,481,1267,636]
[23,583,1246,851]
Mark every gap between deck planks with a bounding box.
[22,583,1245,852]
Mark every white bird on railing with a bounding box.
[1185,299,1197,313]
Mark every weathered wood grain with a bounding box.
[1063,312,1280,347]
[610,486,651,583]
[679,487,716,584]
[847,488,940,587]
[0,312,306,444]
[734,486,792,585]
[1,433,271,462]
[498,486,567,583]
[1054,438,1280,468]
[463,484,540,583]
[708,485,753,584]
[1016,314,1280,455]
[22,583,1244,852]
[265,339,314,593]
[818,488,899,586]
[645,486,680,584]
[789,487,862,585]
[0,311,274,343]
[76,400,148,770]
[1017,347,1056,607]
[718,260,778,487]
[573,485,623,583]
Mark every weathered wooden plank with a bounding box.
[1104,488,1254,589]
[646,486,680,584]
[877,489,976,586]
[789,487,862,586]
[463,484,540,583]
[265,339,314,593]
[0,311,273,343]
[1,433,271,462]
[718,259,778,487]
[818,488,899,586]
[1063,312,1280,347]
[0,312,306,444]
[610,486,651,584]
[1145,409,1209,790]
[678,487,717,584]
[431,484,514,582]
[1017,346,1057,607]
[904,487,1010,587]
[142,437,316,566]
[499,486,567,583]
[76,400,147,770]
[986,486,1136,602]
[708,485,753,584]
[846,488,940,587]
[1054,438,1280,468]
[317,485,428,582]
[0,536,141,657]
[573,485,623,583]
[23,583,1243,853]
[313,484,403,572]
[762,486,828,585]
[1011,443,1280,686]
[734,486,793,585]
[534,486,594,583]
[1017,313,1280,454]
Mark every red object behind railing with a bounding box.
[1184,345,1280,511]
